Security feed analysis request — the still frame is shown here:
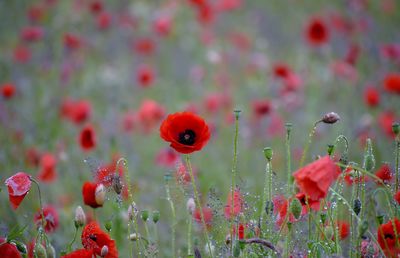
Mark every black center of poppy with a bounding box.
[384,233,394,240]
[178,129,196,146]
[89,234,97,241]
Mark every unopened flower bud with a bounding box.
[105,220,112,232]
[358,220,369,238]
[324,226,334,240]
[263,147,273,161]
[95,184,106,206]
[392,123,400,136]
[376,215,384,225]
[128,201,138,221]
[353,199,361,216]
[225,234,231,245]
[100,245,109,257]
[322,112,340,124]
[46,244,56,258]
[128,233,140,241]
[74,206,86,228]
[34,243,47,258]
[11,241,27,254]
[327,144,335,156]
[141,210,149,222]
[320,213,327,224]
[290,198,302,219]
[187,198,195,214]
[265,201,274,215]
[152,210,160,224]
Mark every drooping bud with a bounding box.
[128,201,138,221]
[34,243,47,258]
[112,175,123,195]
[152,210,160,224]
[100,245,109,257]
[353,199,361,216]
[95,184,106,206]
[263,147,273,161]
[320,213,327,225]
[187,198,195,214]
[290,198,302,219]
[74,205,86,228]
[105,220,112,232]
[46,244,56,258]
[393,123,400,136]
[363,139,375,172]
[128,233,140,241]
[141,210,149,222]
[322,112,340,124]
[265,201,274,215]
[358,220,369,238]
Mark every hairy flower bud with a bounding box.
[11,241,27,254]
[290,198,302,219]
[187,198,195,214]
[128,201,138,221]
[353,199,361,216]
[322,112,340,124]
[74,205,86,228]
[95,184,106,206]
[34,243,47,258]
[46,244,56,258]
[105,221,112,232]
[100,245,109,257]
[393,123,400,136]
[141,210,149,222]
[263,147,273,161]
[152,210,160,224]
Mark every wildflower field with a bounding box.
[1,0,400,257]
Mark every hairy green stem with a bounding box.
[285,123,292,194]
[299,121,321,168]
[230,110,240,253]
[165,176,176,257]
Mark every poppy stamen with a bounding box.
[178,129,196,146]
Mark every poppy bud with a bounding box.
[363,139,375,172]
[112,175,123,195]
[358,220,368,237]
[95,184,106,206]
[141,210,149,222]
[74,205,86,228]
[105,221,112,232]
[265,201,274,215]
[152,210,160,223]
[322,112,340,124]
[11,240,27,254]
[34,243,47,258]
[46,244,56,258]
[187,198,196,214]
[263,147,273,161]
[393,123,400,136]
[353,199,361,216]
[225,234,231,245]
[100,245,109,257]
[128,233,140,241]
[320,213,327,224]
[324,226,334,240]
[376,215,384,225]
[233,241,241,257]
[327,144,335,156]
[128,201,138,221]
[290,198,302,219]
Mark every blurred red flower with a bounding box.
[0,237,21,258]
[343,166,368,186]
[193,207,213,228]
[337,220,350,240]
[27,5,46,22]
[155,148,180,168]
[295,192,321,214]
[97,12,112,30]
[82,181,104,208]
[363,87,380,107]
[378,111,397,139]
[13,45,31,63]
[293,156,341,201]
[377,218,400,257]
[64,33,82,50]
[61,249,94,258]
[394,191,400,205]
[89,0,103,14]
[1,82,16,99]
[375,164,392,184]
[252,99,272,118]
[136,65,155,88]
[5,172,32,210]
[160,112,211,154]
[81,221,118,258]
[134,38,155,55]
[153,15,172,37]
[69,99,92,125]
[21,26,44,42]
[79,124,97,152]
[34,205,59,233]
[38,152,57,182]
[224,189,243,219]
[383,73,400,94]
[137,99,165,133]
[305,17,329,46]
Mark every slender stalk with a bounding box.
[285,123,292,194]
[30,178,46,231]
[67,226,78,252]
[261,159,273,236]
[188,216,193,257]
[165,175,176,257]
[230,110,240,253]
[395,136,400,193]
[299,121,321,168]
[185,154,213,257]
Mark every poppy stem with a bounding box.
[230,110,240,253]
[285,123,293,194]
[164,175,176,257]
[395,137,400,194]
[29,178,46,233]
[188,215,193,256]
[299,121,321,168]
[261,150,273,236]
[66,225,78,252]
[185,154,213,258]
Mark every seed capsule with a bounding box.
[322,112,340,124]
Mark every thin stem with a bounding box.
[30,178,46,231]
[285,123,292,194]
[185,154,213,257]
[395,137,400,193]
[261,160,273,236]
[165,176,176,257]
[67,226,78,252]
[188,216,193,256]
[230,110,240,253]
[299,121,321,167]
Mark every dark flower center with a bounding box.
[384,233,394,240]
[89,234,97,241]
[178,129,196,146]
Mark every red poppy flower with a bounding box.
[375,164,392,183]
[61,249,94,258]
[378,111,397,139]
[394,191,400,205]
[363,87,380,107]
[34,205,59,233]
[136,65,155,88]
[383,73,400,94]
[137,99,165,132]
[295,192,321,215]
[377,218,400,257]
[272,63,291,79]
[21,26,44,42]
[175,162,195,185]
[13,45,31,63]
[380,43,400,62]
[224,190,243,219]
[153,15,172,37]
[27,5,45,22]
[293,156,341,201]
[89,0,103,14]
[252,99,272,118]
[5,172,32,210]
[94,155,124,187]
[305,17,329,46]
[64,33,82,50]
[1,83,16,99]
[81,221,118,258]
[274,196,296,227]
[160,112,211,154]
[337,221,350,240]
[0,237,21,258]
[38,153,57,183]
[79,124,97,152]
[238,223,245,240]
[193,207,213,228]
[134,38,155,55]
[97,12,112,30]
[343,166,368,186]
[70,100,92,125]
[82,181,105,208]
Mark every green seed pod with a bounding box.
[104,221,112,232]
[34,243,47,258]
[392,123,400,136]
[234,109,241,120]
[152,210,160,224]
[263,147,273,161]
[358,220,369,238]
[141,210,149,222]
[233,241,241,257]
[290,198,302,219]
[46,244,56,258]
